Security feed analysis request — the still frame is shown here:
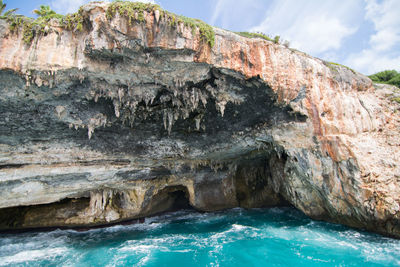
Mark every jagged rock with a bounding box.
[0,2,399,237]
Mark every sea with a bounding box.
[0,207,399,266]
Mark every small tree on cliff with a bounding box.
[0,0,5,15]
[33,5,63,20]
[0,0,18,19]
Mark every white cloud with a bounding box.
[346,50,400,74]
[51,0,88,14]
[345,0,400,74]
[51,0,156,15]
[249,0,362,55]
[365,0,400,51]
[210,0,264,29]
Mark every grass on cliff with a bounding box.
[326,61,356,74]
[236,32,273,42]
[4,4,84,44]
[2,0,285,50]
[235,32,289,46]
[106,1,215,47]
[4,1,215,47]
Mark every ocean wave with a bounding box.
[0,247,68,266]
[0,208,399,266]
[119,244,159,253]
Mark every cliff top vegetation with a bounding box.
[1,0,288,49]
[2,0,388,80]
[0,0,216,47]
[369,70,400,88]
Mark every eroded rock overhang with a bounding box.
[0,60,302,229]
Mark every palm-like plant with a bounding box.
[33,5,63,21]
[0,0,5,15]
[33,5,56,17]
[0,0,18,19]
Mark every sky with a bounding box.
[4,0,400,75]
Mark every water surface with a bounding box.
[0,207,399,266]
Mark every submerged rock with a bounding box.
[0,2,399,237]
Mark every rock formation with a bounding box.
[0,2,399,237]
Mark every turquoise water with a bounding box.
[0,207,400,266]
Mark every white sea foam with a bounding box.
[119,244,159,253]
[231,224,249,231]
[108,221,164,232]
[336,240,359,250]
[144,209,227,225]
[0,247,68,266]
[137,254,151,266]
[208,223,260,245]
[264,226,294,240]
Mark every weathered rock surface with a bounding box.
[0,3,399,236]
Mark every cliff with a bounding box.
[0,2,399,237]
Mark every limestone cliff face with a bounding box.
[0,3,399,236]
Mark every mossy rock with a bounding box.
[327,62,356,74]
[235,32,273,42]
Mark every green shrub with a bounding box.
[273,35,280,44]
[386,74,400,88]
[369,70,400,104]
[5,1,215,47]
[62,7,84,32]
[327,62,356,74]
[7,5,64,44]
[6,4,86,44]
[369,70,400,87]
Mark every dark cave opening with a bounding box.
[144,185,194,216]
[168,189,192,211]
[232,150,293,209]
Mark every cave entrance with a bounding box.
[169,189,192,210]
[144,185,193,215]
[234,151,292,209]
